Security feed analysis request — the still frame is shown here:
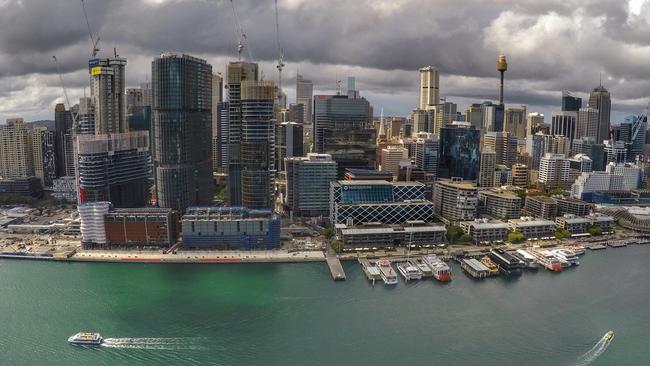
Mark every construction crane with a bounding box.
[274,0,285,100]
[51,56,78,129]
[81,0,100,58]
[229,0,253,61]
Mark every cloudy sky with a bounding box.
[1,0,649,123]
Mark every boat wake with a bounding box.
[575,335,612,366]
[102,337,209,350]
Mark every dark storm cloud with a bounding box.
[0,0,649,121]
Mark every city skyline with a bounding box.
[1,0,650,122]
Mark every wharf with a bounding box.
[358,258,381,282]
[325,249,346,281]
[607,241,629,248]
[460,258,489,279]
[586,244,607,250]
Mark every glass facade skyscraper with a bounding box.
[438,123,480,180]
[152,53,214,212]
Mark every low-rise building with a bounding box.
[0,177,43,198]
[433,178,478,223]
[479,188,522,220]
[588,213,615,233]
[523,196,558,219]
[335,222,445,249]
[51,176,77,202]
[459,219,509,244]
[105,208,180,247]
[556,197,592,216]
[555,214,591,235]
[508,217,556,239]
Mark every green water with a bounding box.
[1,246,649,366]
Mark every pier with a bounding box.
[325,249,346,281]
[358,258,381,283]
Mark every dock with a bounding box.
[460,258,489,279]
[358,258,381,282]
[325,249,346,281]
[607,240,631,248]
[586,244,607,250]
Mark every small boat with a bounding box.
[422,254,452,282]
[397,262,422,281]
[68,332,103,346]
[376,259,398,285]
[552,249,580,266]
[604,330,614,342]
[479,256,499,276]
[410,259,433,277]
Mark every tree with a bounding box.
[588,225,603,236]
[507,231,525,243]
[323,227,334,239]
[446,225,465,244]
[330,240,343,253]
[545,188,564,197]
[458,234,473,245]
[555,228,571,239]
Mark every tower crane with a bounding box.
[274,0,285,100]
[229,0,253,61]
[81,0,100,58]
[51,56,78,130]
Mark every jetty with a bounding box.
[325,249,346,281]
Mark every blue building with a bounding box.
[438,122,480,180]
[181,207,280,250]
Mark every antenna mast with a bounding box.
[81,0,100,58]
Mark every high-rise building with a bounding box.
[380,146,408,178]
[483,131,518,167]
[587,85,611,143]
[79,201,112,247]
[483,102,504,132]
[215,102,229,174]
[314,93,374,177]
[285,153,337,217]
[464,103,484,132]
[571,171,624,199]
[433,178,478,223]
[511,163,529,187]
[526,112,545,136]
[438,122,480,180]
[89,56,127,134]
[296,74,313,123]
[572,137,605,171]
[40,129,56,187]
[561,91,582,112]
[77,97,96,135]
[275,121,303,172]
[0,118,33,179]
[624,114,647,161]
[126,88,143,107]
[212,73,223,173]
[152,53,214,212]
[240,80,276,209]
[478,150,496,188]
[411,108,435,134]
[576,108,598,140]
[434,101,457,136]
[504,106,527,139]
[28,126,47,185]
[551,111,578,142]
[227,61,259,206]
[604,140,627,164]
[538,153,570,189]
[54,103,75,177]
[141,82,153,107]
[525,133,546,169]
[419,66,439,110]
[414,134,439,179]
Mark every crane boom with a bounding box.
[229,0,253,61]
[81,0,100,58]
[274,0,285,99]
[51,56,78,129]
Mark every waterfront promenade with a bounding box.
[71,249,325,263]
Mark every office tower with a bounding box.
[624,114,647,161]
[227,61,259,206]
[313,93,375,177]
[505,106,527,139]
[434,101,457,136]
[215,102,230,174]
[276,121,304,172]
[496,55,508,105]
[494,165,512,186]
[526,133,546,169]
[286,103,305,124]
[572,137,605,171]
[544,135,571,156]
[28,126,47,185]
[527,112,545,136]
[438,122,480,180]
[240,80,276,209]
[285,153,337,217]
[79,201,112,247]
[54,103,75,177]
[465,103,484,132]
[126,88,143,107]
[483,101,504,132]
[419,66,440,110]
[569,154,593,175]
[296,74,313,123]
[587,84,611,143]
[604,140,627,164]
[576,108,598,140]
[538,153,570,189]
[561,91,582,111]
[415,134,439,179]
[0,118,33,179]
[152,53,214,212]
[551,111,578,142]
[141,82,153,107]
[412,108,435,134]
[484,131,518,167]
[433,178,478,222]
[76,131,151,207]
[77,97,96,135]
[511,164,529,187]
[212,73,223,173]
[478,150,496,187]
[380,146,408,178]
[89,56,127,134]
[40,130,56,187]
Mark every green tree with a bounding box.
[545,188,564,197]
[323,227,334,239]
[458,234,473,245]
[588,225,603,236]
[446,225,465,244]
[507,231,525,243]
[330,240,343,253]
[555,228,571,239]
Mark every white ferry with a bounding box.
[422,254,452,281]
[376,259,398,285]
[397,262,423,281]
[410,259,433,277]
[68,332,103,346]
[530,250,563,272]
[514,249,540,270]
[552,249,580,266]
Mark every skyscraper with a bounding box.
[504,106,527,139]
[438,122,480,180]
[576,107,598,140]
[464,103,484,132]
[434,101,457,136]
[551,111,578,142]
[54,103,75,177]
[483,102,504,132]
[625,114,647,161]
[285,153,337,217]
[526,112,545,136]
[411,108,435,134]
[478,150,496,187]
[539,153,570,189]
[89,56,127,134]
[152,53,213,212]
[296,74,313,124]
[227,61,259,206]
[212,73,223,173]
[275,121,303,172]
[414,134,439,179]
[419,66,440,110]
[587,85,611,143]
[0,118,33,179]
[572,137,605,171]
[483,131,518,167]
[561,91,582,112]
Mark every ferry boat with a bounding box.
[397,262,423,281]
[552,248,580,266]
[530,250,563,272]
[513,249,540,270]
[68,332,103,346]
[410,259,433,277]
[479,256,499,276]
[568,245,586,255]
[422,254,452,281]
[376,259,398,285]
[488,249,524,276]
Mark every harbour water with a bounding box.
[1,245,649,365]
